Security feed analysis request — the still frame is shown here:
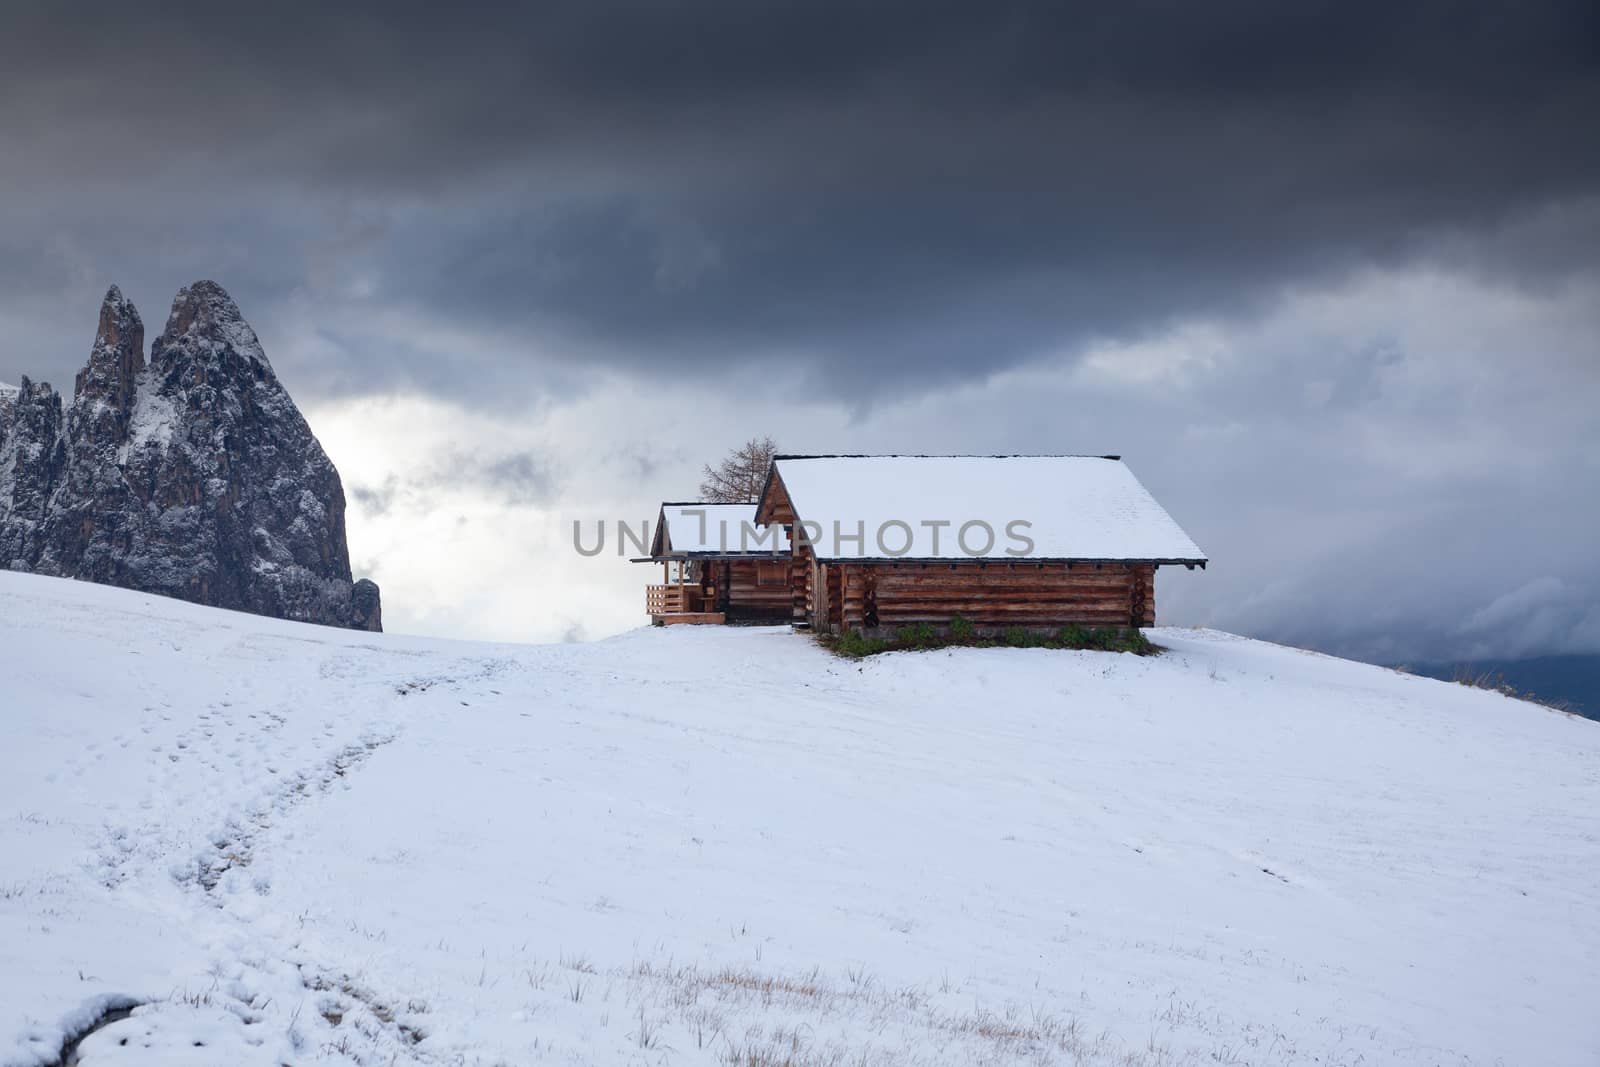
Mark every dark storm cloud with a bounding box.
[2,1,1597,400]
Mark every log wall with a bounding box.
[820,561,1158,635]
[716,559,792,622]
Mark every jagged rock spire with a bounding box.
[72,285,145,443]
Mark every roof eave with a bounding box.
[630,551,790,563]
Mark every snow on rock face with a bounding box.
[0,381,19,436]
[152,279,273,378]
[0,377,67,568]
[0,283,380,630]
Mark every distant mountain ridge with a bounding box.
[0,282,380,630]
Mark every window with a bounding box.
[757,560,787,587]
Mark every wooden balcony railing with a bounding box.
[647,584,710,615]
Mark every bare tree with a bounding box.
[699,436,779,503]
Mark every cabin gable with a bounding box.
[753,468,797,527]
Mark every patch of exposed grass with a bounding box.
[625,958,1177,1066]
[830,630,890,658]
[821,618,1158,659]
[895,622,939,647]
[1445,666,1580,715]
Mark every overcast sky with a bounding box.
[2,1,1597,660]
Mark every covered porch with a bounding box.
[645,559,725,625]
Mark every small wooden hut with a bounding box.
[753,455,1206,635]
[634,503,792,625]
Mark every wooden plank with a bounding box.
[872,587,1136,600]
[873,604,1137,616]
[873,613,1137,626]
[874,574,1136,590]
[868,588,1132,603]
[873,603,1138,613]
[652,611,727,626]
[873,586,1129,598]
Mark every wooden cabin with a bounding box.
[634,503,792,625]
[753,455,1207,636]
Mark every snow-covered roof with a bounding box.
[653,502,790,557]
[761,455,1206,563]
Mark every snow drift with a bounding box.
[1,571,1595,1065]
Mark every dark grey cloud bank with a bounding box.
[2,0,1596,398]
[2,2,1597,666]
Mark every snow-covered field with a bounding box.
[2,572,1597,1067]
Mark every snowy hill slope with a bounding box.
[1,572,1596,1066]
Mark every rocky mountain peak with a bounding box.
[0,283,381,631]
[154,279,272,379]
